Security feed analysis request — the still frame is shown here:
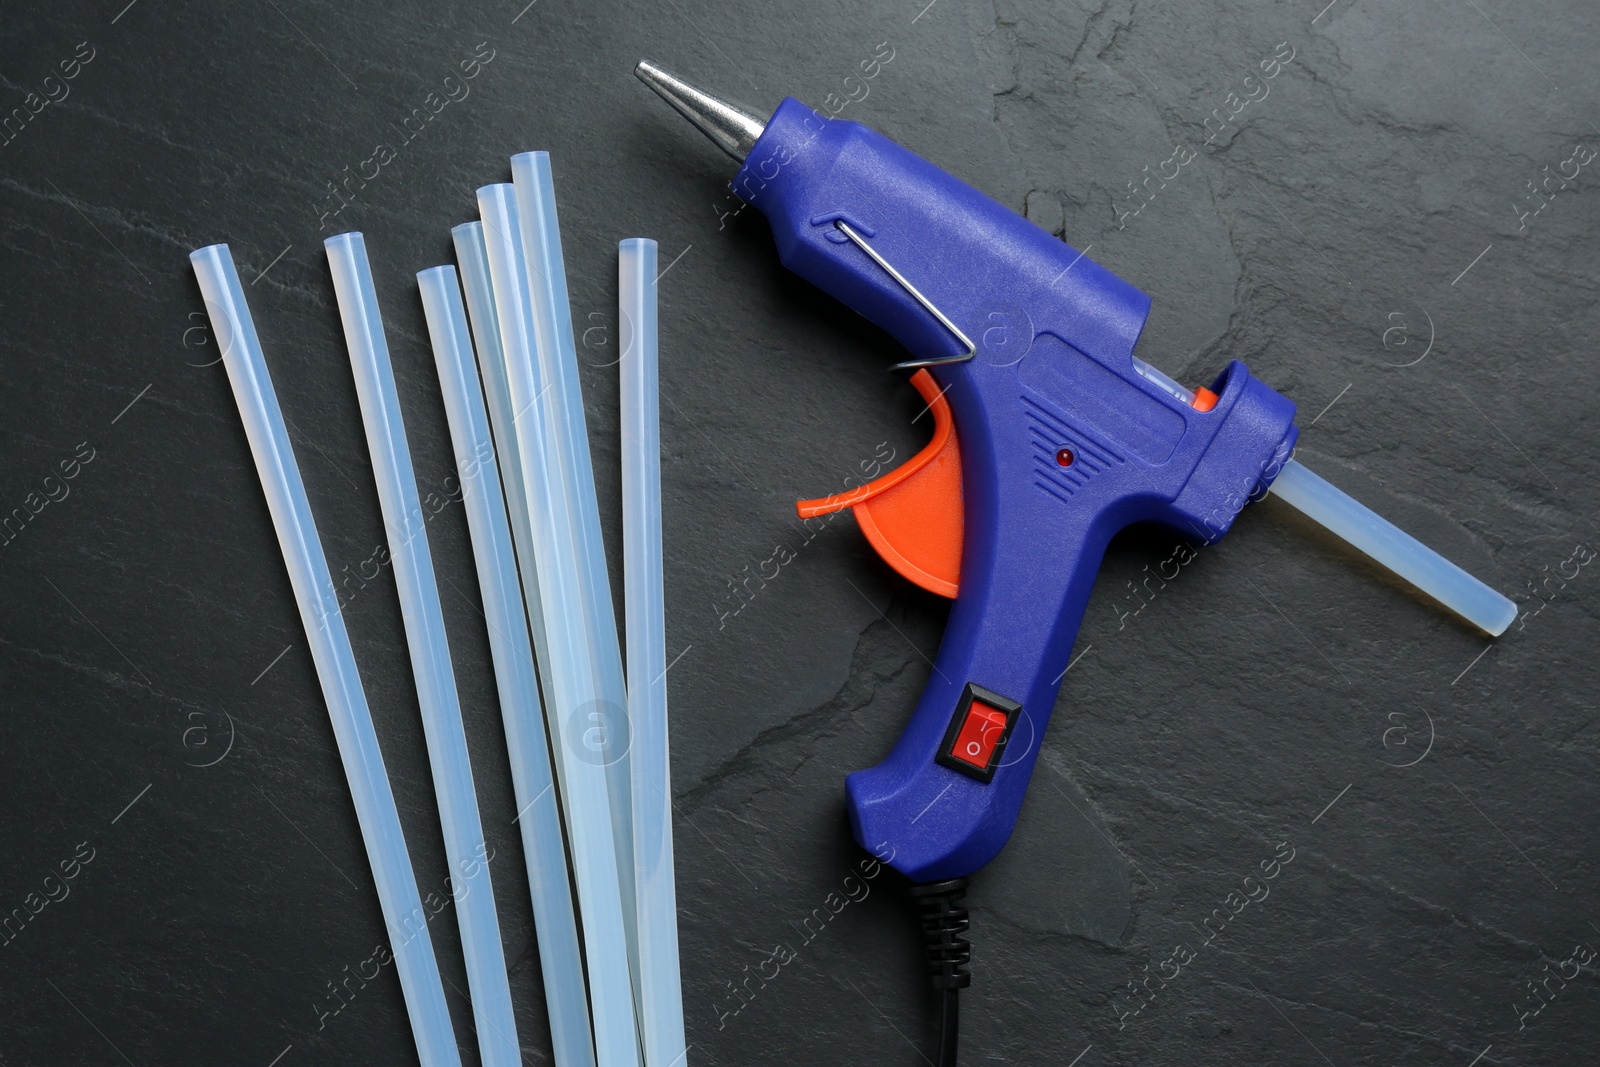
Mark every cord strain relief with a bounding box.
[910,877,972,990]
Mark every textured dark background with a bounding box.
[1,0,1596,1064]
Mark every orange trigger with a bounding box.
[795,369,963,599]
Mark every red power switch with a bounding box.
[936,684,1023,783]
[950,703,1008,768]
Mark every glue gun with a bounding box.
[637,64,1517,884]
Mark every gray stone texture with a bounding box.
[0,0,1594,1064]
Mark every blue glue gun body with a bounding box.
[740,98,1298,882]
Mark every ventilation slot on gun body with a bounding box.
[1022,394,1125,505]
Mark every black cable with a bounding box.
[910,877,972,1067]
[934,988,960,1067]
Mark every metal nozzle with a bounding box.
[634,60,768,163]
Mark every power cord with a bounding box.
[910,877,972,1067]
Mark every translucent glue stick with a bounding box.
[619,238,688,1067]
[510,152,640,996]
[476,185,642,1067]
[1269,459,1518,636]
[1132,359,1517,636]
[188,244,461,1067]
[417,263,595,1067]
[451,222,564,800]
[324,233,520,1067]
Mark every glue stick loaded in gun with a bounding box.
[637,61,1517,1063]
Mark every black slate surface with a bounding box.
[2,1,1597,1064]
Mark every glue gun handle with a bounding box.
[846,501,1115,882]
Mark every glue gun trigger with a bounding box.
[795,369,964,598]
